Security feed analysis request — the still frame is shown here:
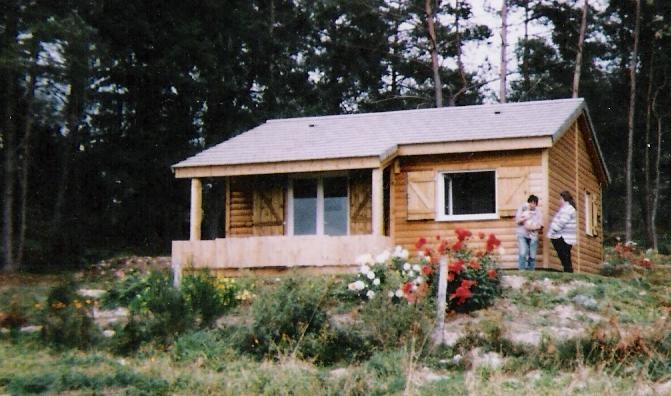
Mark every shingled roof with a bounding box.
[173,98,606,179]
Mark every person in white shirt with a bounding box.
[515,194,542,270]
[547,191,577,273]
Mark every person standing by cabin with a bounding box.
[515,194,542,270]
[548,190,577,273]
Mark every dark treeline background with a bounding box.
[1,0,670,270]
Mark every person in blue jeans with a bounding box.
[515,195,543,270]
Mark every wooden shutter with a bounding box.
[497,168,530,217]
[591,193,600,236]
[349,176,372,234]
[407,171,435,220]
[252,181,284,236]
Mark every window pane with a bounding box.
[293,179,317,235]
[324,177,348,235]
[450,172,495,215]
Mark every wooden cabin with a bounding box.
[172,98,610,274]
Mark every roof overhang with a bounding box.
[397,136,553,156]
[173,155,387,178]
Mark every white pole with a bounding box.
[433,255,448,344]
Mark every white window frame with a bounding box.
[286,174,349,236]
[436,169,498,221]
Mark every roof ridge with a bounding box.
[264,98,585,125]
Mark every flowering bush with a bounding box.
[601,239,655,277]
[40,282,98,348]
[348,252,388,300]
[348,228,503,313]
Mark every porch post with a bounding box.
[190,178,202,241]
[372,168,384,235]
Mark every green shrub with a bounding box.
[39,282,98,349]
[171,329,234,365]
[241,276,329,358]
[101,267,148,308]
[180,272,239,327]
[358,292,433,349]
[6,372,56,394]
[233,275,368,364]
[110,271,193,353]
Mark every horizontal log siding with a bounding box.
[547,125,577,271]
[547,121,603,274]
[392,151,543,269]
[576,123,604,273]
[228,177,254,236]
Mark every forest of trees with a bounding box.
[1,0,670,270]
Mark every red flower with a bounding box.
[637,258,653,268]
[486,233,501,252]
[421,265,433,276]
[449,259,464,273]
[452,240,463,251]
[437,239,448,254]
[402,281,413,294]
[487,269,497,279]
[448,272,455,281]
[450,280,475,304]
[478,232,486,240]
[469,258,481,270]
[455,228,472,241]
[415,237,427,250]
[460,279,476,289]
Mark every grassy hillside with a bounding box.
[1,254,671,395]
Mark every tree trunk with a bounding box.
[2,75,17,272]
[643,50,655,247]
[572,0,588,98]
[625,0,640,242]
[1,6,19,271]
[425,0,443,107]
[16,42,40,267]
[521,1,530,94]
[500,0,508,103]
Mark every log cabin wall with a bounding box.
[547,119,604,274]
[226,171,377,238]
[391,150,545,269]
[228,176,255,236]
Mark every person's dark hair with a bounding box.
[527,194,539,204]
[560,190,576,208]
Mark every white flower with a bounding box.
[366,290,375,299]
[373,278,380,286]
[395,289,405,298]
[367,271,376,280]
[388,291,395,298]
[403,262,411,271]
[376,250,390,264]
[407,270,415,278]
[353,280,365,291]
[360,264,371,275]
[412,264,421,272]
